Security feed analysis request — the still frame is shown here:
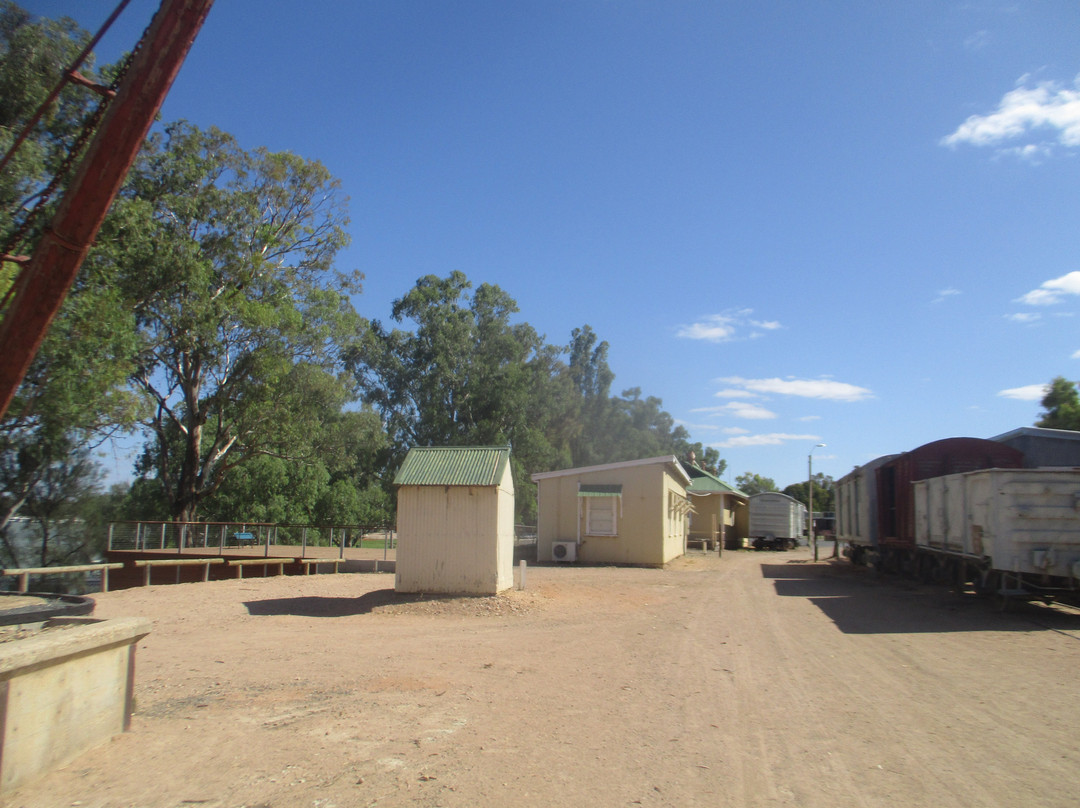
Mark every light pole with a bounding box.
[809,443,825,561]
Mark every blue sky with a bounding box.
[27,1,1080,490]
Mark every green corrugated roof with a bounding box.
[684,465,748,497]
[393,446,511,487]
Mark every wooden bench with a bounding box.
[227,558,290,578]
[232,531,257,547]
[133,557,225,586]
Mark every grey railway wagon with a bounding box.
[748,492,806,550]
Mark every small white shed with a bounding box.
[393,445,514,595]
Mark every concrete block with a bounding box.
[0,616,151,792]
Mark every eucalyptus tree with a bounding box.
[735,472,778,495]
[352,271,574,521]
[1036,377,1080,431]
[356,272,545,450]
[783,473,835,512]
[90,122,365,522]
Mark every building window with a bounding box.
[586,496,618,536]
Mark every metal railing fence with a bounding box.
[107,521,396,557]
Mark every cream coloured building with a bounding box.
[531,456,692,566]
[393,445,514,595]
[684,464,749,551]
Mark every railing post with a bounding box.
[108,523,114,551]
[160,522,166,550]
[102,565,110,593]
[18,572,29,593]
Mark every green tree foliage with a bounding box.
[783,473,835,513]
[565,325,718,472]
[682,444,725,477]
[1035,377,1080,431]
[199,408,391,526]
[90,122,366,522]
[352,272,573,523]
[735,472,778,495]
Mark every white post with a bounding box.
[810,443,825,561]
[519,559,527,591]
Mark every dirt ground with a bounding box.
[9,543,1080,808]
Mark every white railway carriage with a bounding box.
[748,492,806,550]
[912,467,1080,599]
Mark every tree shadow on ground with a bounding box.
[760,560,1080,636]
[243,589,477,617]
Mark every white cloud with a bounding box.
[676,420,721,432]
[722,401,777,420]
[797,415,822,422]
[997,383,1049,401]
[711,432,821,449]
[1005,312,1041,323]
[691,402,777,419]
[676,315,737,342]
[941,74,1080,155]
[751,319,782,331]
[719,376,873,402]
[933,288,961,304]
[713,388,760,399]
[676,309,781,343]
[722,427,750,435]
[1073,349,1080,359]
[963,30,991,52]
[1015,271,1080,306]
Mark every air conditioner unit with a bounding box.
[551,541,577,562]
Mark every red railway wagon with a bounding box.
[874,437,1024,572]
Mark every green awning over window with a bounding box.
[577,484,623,497]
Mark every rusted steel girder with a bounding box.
[0,0,216,419]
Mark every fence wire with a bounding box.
[107,521,395,552]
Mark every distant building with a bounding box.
[531,456,691,566]
[683,464,748,550]
[393,446,514,595]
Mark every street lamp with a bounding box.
[809,443,825,561]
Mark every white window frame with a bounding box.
[585,495,618,536]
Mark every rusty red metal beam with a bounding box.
[0,0,216,419]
